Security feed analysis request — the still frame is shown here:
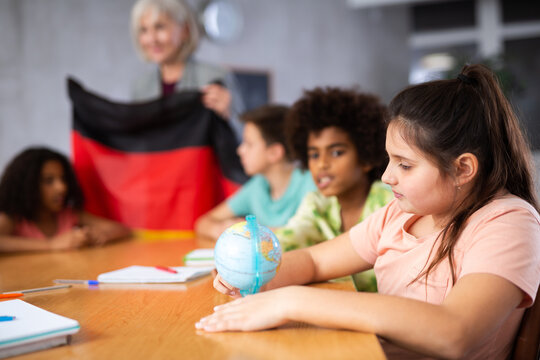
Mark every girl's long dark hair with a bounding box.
[389,64,538,285]
[0,147,84,222]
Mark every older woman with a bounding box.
[130,0,244,139]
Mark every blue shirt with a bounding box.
[227,168,315,227]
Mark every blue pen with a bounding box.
[0,316,16,322]
[53,279,99,285]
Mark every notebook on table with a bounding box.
[97,265,214,283]
[0,299,80,358]
[183,249,214,266]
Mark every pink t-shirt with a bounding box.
[15,208,80,239]
[350,193,540,360]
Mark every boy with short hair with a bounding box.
[195,105,315,241]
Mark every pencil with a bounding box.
[0,293,23,299]
[3,284,71,295]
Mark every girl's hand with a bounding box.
[196,287,295,332]
[49,227,90,250]
[87,227,109,246]
[202,84,231,119]
[213,272,242,299]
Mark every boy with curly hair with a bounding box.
[275,87,393,291]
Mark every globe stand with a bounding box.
[240,215,262,296]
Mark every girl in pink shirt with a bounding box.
[0,147,131,252]
[201,64,540,359]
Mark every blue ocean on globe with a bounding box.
[214,215,282,296]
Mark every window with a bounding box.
[502,0,540,23]
[412,0,475,31]
[408,0,540,149]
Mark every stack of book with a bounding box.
[0,299,80,358]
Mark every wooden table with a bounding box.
[0,239,386,359]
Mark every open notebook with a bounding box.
[0,300,80,358]
[97,265,214,283]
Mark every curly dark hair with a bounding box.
[0,147,84,222]
[285,87,389,183]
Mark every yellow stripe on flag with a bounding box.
[133,229,195,242]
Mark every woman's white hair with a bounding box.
[130,0,200,62]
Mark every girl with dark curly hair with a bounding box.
[274,87,393,291]
[0,147,131,253]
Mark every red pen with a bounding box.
[155,266,178,274]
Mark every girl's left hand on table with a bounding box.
[196,287,297,332]
[213,272,242,298]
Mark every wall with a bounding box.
[1,0,538,198]
[0,0,410,172]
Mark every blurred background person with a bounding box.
[130,0,245,140]
[195,104,315,241]
[0,147,131,253]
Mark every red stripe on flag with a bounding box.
[72,131,240,231]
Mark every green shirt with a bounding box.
[275,181,393,251]
[274,181,393,292]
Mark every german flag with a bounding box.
[68,78,247,240]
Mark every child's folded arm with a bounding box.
[194,202,241,241]
[79,212,131,245]
[0,213,89,252]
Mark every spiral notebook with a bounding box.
[97,265,214,283]
[0,300,80,358]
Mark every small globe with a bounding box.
[214,215,281,296]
